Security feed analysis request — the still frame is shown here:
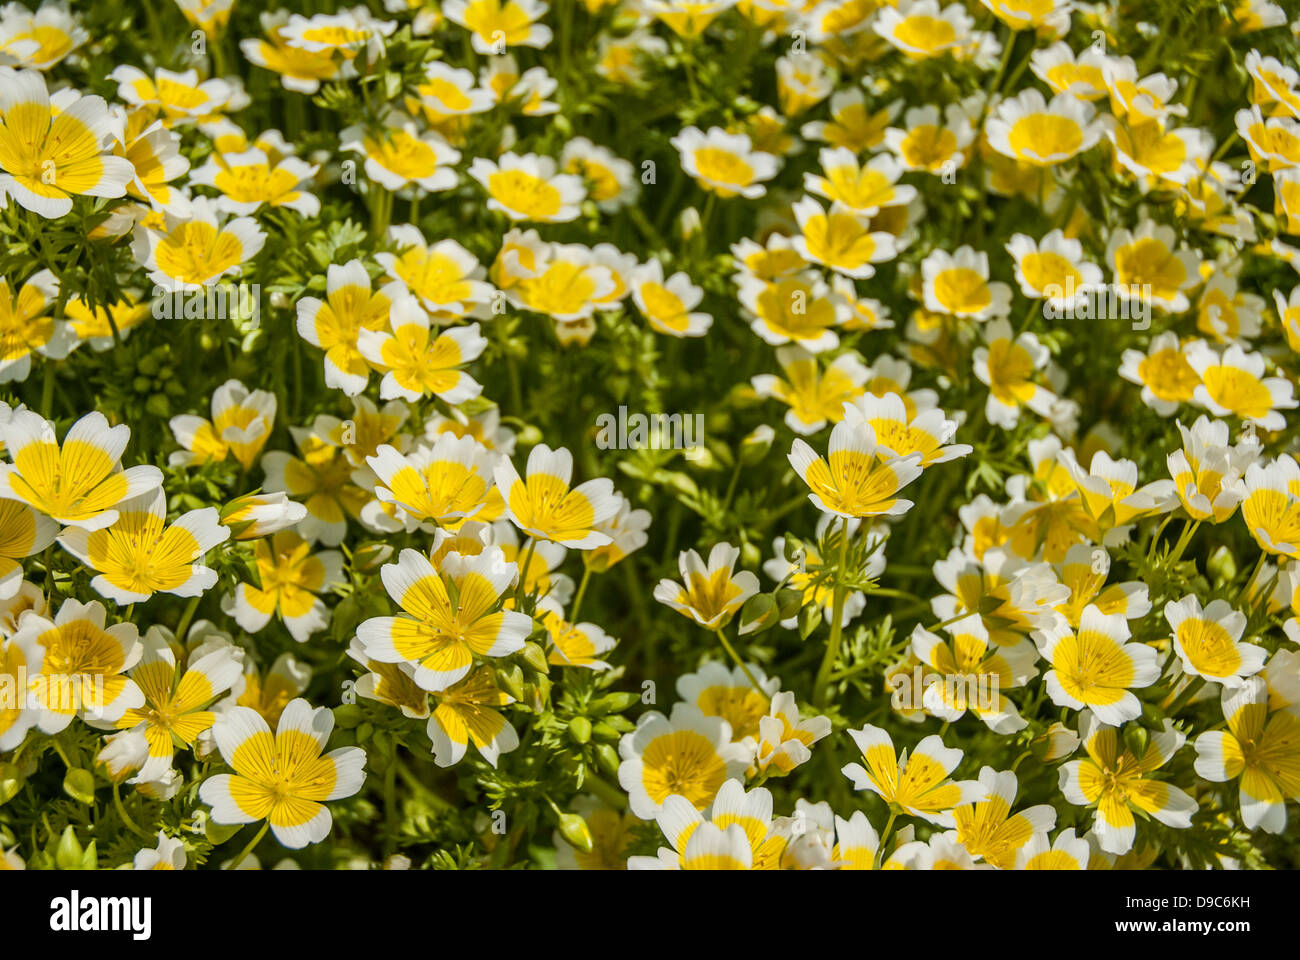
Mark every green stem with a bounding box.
[721,457,743,511]
[873,809,899,870]
[113,783,152,841]
[570,566,593,622]
[515,538,537,601]
[1145,512,1175,564]
[1163,675,1206,716]
[226,816,269,868]
[813,517,852,709]
[1166,518,1201,567]
[1241,551,1268,608]
[584,773,627,810]
[40,362,55,418]
[174,595,201,640]
[714,627,763,694]
[227,820,270,870]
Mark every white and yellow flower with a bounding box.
[0,409,162,530]
[1104,59,1186,127]
[981,0,1071,34]
[0,269,72,383]
[844,391,970,467]
[111,66,234,126]
[495,444,617,548]
[751,344,869,435]
[442,0,552,53]
[791,195,896,279]
[169,379,277,472]
[617,702,750,819]
[295,259,399,396]
[1005,229,1103,308]
[922,246,1012,320]
[953,766,1056,869]
[843,725,984,826]
[200,698,366,849]
[986,89,1101,167]
[800,90,898,153]
[1030,42,1109,101]
[1118,332,1202,417]
[737,271,847,352]
[1194,676,1300,834]
[414,60,494,116]
[15,596,143,731]
[356,547,532,691]
[641,0,736,39]
[1035,603,1160,725]
[115,628,242,782]
[427,665,519,767]
[1164,594,1266,687]
[1106,219,1202,313]
[629,260,712,337]
[505,241,617,323]
[1104,116,1213,193]
[972,319,1059,429]
[0,68,134,217]
[748,690,831,778]
[788,413,924,518]
[0,2,86,70]
[561,136,637,212]
[132,197,266,290]
[114,109,191,217]
[377,225,495,321]
[240,11,352,93]
[1240,455,1300,560]
[261,423,370,546]
[670,125,778,199]
[1167,417,1252,523]
[1186,341,1296,431]
[358,300,486,404]
[468,151,584,222]
[873,0,973,60]
[1060,712,1196,855]
[367,434,499,530]
[883,103,976,174]
[654,542,760,630]
[341,115,460,193]
[132,830,187,871]
[1016,828,1089,869]
[190,146,320,216]
[58,489,230,605]
[1235,104,1300,171]
[911,614,1037,733]
[629,778,785,870]
[227,531,344,643]
[538,603,617,670]
[280,8,396,59]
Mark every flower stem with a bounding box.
[813,517,852,709]
[570,566,593,622]
[873,809,899,870]
[113,783,153,841]
[227,820,269,870]
[111,785,150,837]
[714,627,763,694]
[515,538,537,602]
[174,595,201,640]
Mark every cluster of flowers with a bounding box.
[0,0,1297,872]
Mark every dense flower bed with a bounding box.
[0,0,1298,871]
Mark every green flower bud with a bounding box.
[557,812,593,853]
[63,768,95,805]
[569,716,592,744]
